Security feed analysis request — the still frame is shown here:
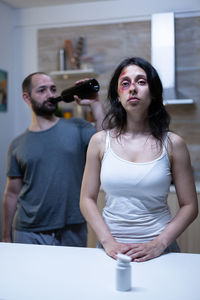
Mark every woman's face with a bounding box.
[117,64,151,114]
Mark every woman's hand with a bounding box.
[103,239,134,260]
[124,239,166,262]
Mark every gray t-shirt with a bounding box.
[6,118,96,232]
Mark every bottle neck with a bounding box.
[48,96,62,104]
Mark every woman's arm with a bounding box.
[155,133,198,246]
[126,133,198,262]
[80,131,133,259]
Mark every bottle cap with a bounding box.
[117,253,131,263]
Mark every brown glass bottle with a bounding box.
[50,78,100,103]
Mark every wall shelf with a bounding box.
[49,69,97,79]
[163,99,195,105]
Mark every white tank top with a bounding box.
[100,131,173,243]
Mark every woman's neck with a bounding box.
[124,115,150,136]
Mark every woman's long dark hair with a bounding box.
[103,57,171,143]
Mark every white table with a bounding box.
[0,242,199,300]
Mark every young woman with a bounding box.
[80,57,198,262]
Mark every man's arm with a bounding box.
[2,177,23,242]
[89,98,105,131]
[74,94,105,131]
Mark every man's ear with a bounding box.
[23,92,31,104]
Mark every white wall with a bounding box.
[0,3,14,238]
[0,0,200,239]
[0,1,15,238]
[0,2,32,239]
[15,0,200,27]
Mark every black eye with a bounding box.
[121,81,130,87]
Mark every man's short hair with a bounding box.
[22,72,47,94]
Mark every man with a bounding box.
[2,72,104,246]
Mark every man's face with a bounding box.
[28,74,58,116]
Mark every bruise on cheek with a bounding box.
[118,86,124,93]
[118,70,129,92]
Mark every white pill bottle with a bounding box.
[116,253,132,291]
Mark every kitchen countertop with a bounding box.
[0,242,200,300]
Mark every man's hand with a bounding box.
[73,78,105,131]
[73,78,99,106]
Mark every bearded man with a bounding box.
[2,72,104,246]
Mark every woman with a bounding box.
[80,57,198,262]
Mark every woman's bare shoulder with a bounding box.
[168,132,186,148]
[90,130,107,144]
[88,130,107,160]
[168,132,188,159]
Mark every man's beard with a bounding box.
[30,97,58,116]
